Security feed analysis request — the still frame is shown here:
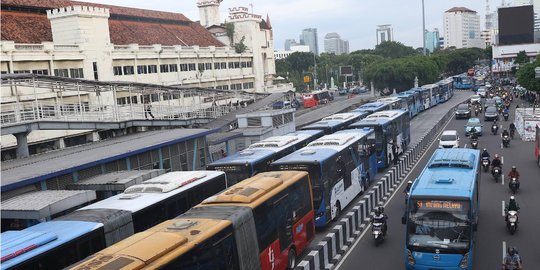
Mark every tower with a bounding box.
[197,0,222,27]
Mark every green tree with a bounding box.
[515,50,528,65]
[234,36,247,53]
[373,41,418,59]
[516,55,540,93]
[286,52,315,72]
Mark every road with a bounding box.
[337,96,540,269]
[300,91,472,252]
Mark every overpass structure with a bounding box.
[1,74,278,158]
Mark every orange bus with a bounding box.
[303,90,331,108]
[69,171,315,270]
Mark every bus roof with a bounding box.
[80,171,224,213]
[1,220,101,269]
[410,149,479,199]
[349,110,407,128]
[69,218,232,270]
[200,171,308,207]
[322,113,361,122]
[377,97,401,103]
[421,84,439,89]
[437,78,453,85]
[208,148,276,166]
[357,101,387,109]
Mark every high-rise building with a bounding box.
[300,28,319,55]
[284,39,299,51]
[323,32,349,55]
[424,29,440,53]
[443,7,485,48]
[376,25,393,44]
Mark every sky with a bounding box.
[86,0,496,51]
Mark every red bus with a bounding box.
[536,124,540,167]
[303,90,331,108]
[69,171,315,270]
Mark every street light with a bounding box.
[422,0,426,55]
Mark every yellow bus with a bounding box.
[69,171,314,270]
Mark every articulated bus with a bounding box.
[377,97,407,111]
[206,130,323,184]
[535,124,540,166]
[303,90,331,108]
[301,112,369,135]
[437,78,454,102]
[453,75,473,90]
[352,101,391,114]
[348,109,411,169]
[403,148,480,270]
[0,171,227,270]
[398,90,422,118]
[271,129,377,227]
[420,84,440,108]
[69,171,314,270]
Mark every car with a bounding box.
[338,88,348,95]
[470,94,481,104]
[484,106,499,121]
[464,118,483,136]
[272,101,284,109]
[358,87,369,93]
[455,104,471,119]
[477,87,487,98]
[439,130,460,148]
[484,98,496,110]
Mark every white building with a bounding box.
[443,7,485,49]
[376,25,393,45]
[324,32,349,55]
[274,45,310,60]
[491,43,540,74]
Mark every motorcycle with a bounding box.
[506,210,519,235]
[482,157,490,173]
[503,112,509,121]
[372,222,385,245]
[492,124,498,135]
[503,135,510,148]
[471,139,478,149]
[509,177,520,194]
[510,129,515,139]
[492,166,502,182]
[474,108,479,116]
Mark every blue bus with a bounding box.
[352,101,391,114]
[301,112,368,135]
[271,129,377,227]
[472,76,486,91]
[206,130,323,184]
[453,75,473,90]
[348,109,411,169]
[398,90,422,118]
[404,148,480,270]
[377,97,407,111]
[437,78,454,102]
[421,84,440,107]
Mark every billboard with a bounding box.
[498,5,534,45]
[340,66,353,76]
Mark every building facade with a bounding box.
[424,29,440,53]
[443,7,485,48]
[376,25,393,45]
[274,45,310,60]
[324,32,349,55]
[300,28,319,55]
[491,43,539,74]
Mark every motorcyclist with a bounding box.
[508,166,520,179]
[470,128,478,141]
[509,123,516,137]
[404,181,412,194]
[506,196,520,212]
[502,129,510,138]
[372,206,388,236]
[492,154,502,172]
[492,120,499,133]
[502,246,523,270]
[482,148,490,159]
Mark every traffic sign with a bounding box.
[535,67,540,78]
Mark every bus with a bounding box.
[421,84,440,107]
[437,78,454,102]
[206,130,323,184]
[535,124,540,167]
[301,112,368,135]
[0,171,227,270]
[348,109,411,169]
[453,75,473,90]
[271,129,377,227]
[352,101,391,114]
[303,90,331,108]
[398,90,422,118]
[377,97,407,110]
[472,76,486,91]
[403,148,480,270]
[68,171,314,270]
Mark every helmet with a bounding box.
[495,154,499,158]
[379,206,385,213]
[408,180,413,184]
[483,148,487,152]
[510,196,515,201]
[512,166,516,170]
[374,208,381,216]
[508,246,517,256]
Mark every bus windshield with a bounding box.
[273,163,322,207]
[407,199,471,254]
[209,165,251,185]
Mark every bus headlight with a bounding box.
[459,252,469,268]
[407,249,415,265]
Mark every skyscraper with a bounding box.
[284,39,299,51]
[300,28,319,55]
[443,7,485,48]
[376,25,393,44]
[324,32,349,55]
[424,29,440,53]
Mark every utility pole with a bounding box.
[422,0,427,55]
[313,53,318,90]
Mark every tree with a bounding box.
[373,41,418,59]
[516,55,540,93]
[285,52,315,72]
[224,22,235,46]
[515,50,528,65]
[234,36,247,53]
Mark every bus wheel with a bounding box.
[287,248,296,269]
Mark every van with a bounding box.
[439,130,460,148]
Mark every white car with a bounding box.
[439,130,460,148]
[470,94,481,104]
[477,88,487,98]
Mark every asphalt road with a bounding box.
[336,96,540,269]
[300,91,472,252]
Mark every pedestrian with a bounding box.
[144,99,155,120]
[391,140,399,165]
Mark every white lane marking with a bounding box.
[335,108,456,269]
[502,201,506,217]
[501,143,503,149]
[502,175,505,185]
[502,241,506,263]
[501,156,504,165]
[464,143,467,148]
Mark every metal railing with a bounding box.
[1,101,235,126]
